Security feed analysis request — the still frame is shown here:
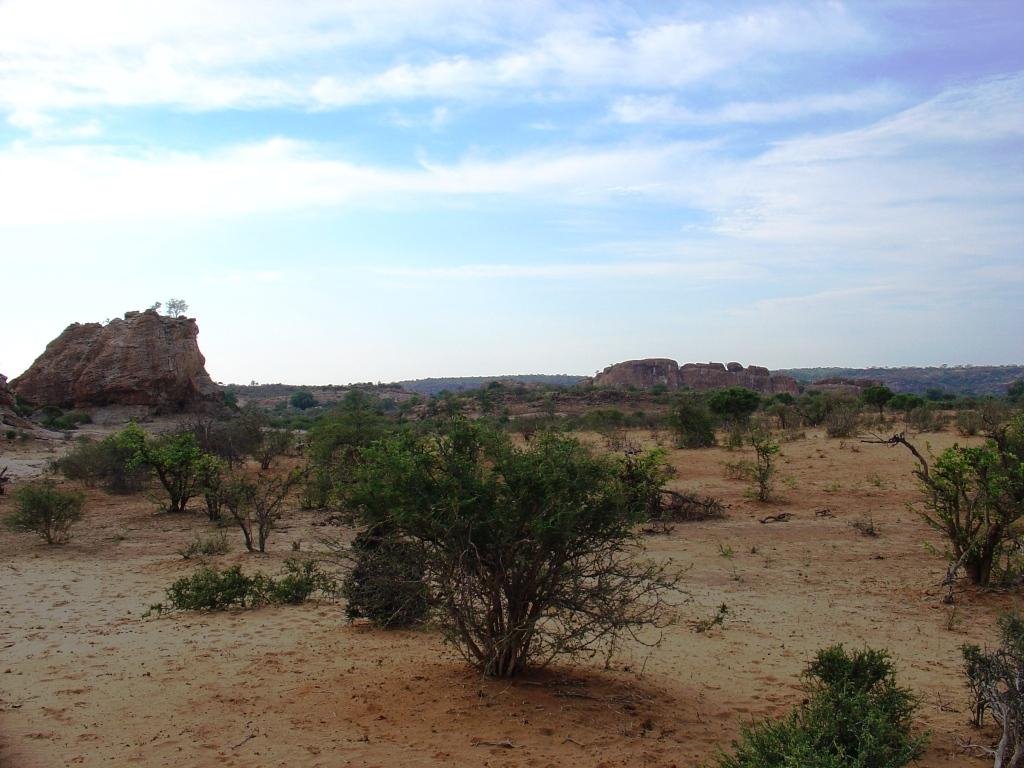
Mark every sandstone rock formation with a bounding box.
[0,374,14,410]
[592,359,800,395]
[12,310,222,411]
[0,374,32,429]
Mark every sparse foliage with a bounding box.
[165,298,188,318]
[963,613,1024,767]
[749,432,781,502]
[873,415,1024,586]
[255,428,294,470]
[223,468,304,552]
[6,481,85,544]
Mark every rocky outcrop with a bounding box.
[592,359,800,395]
[0,374,32,429]
[0,374,14,410]
[12,310,222,411]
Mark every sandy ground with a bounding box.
[0,426,1012,767]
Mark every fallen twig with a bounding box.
[759,513,792,524]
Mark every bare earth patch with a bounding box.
[0,428,1005,766]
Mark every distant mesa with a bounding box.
[592,358,800,395]
[12,309,222,411]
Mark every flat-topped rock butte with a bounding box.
[12,310,221,411]
[592,359,800,395]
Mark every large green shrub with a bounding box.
[668,395,716,448]
[717,646,927,768]
[6,481,85,544]
[345,419,680,677]
[54,433,148,493]
[708,388,761,427]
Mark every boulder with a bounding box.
[12,310,222,411]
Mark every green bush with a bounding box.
[158,559,335,612]
[270,558,337,605]
[825,405,861,438]
[346,419,680,677]
[178,531,229,559]
[290,390,318,410]
[53,433,149,493]
[717,646,927,768]
[708,387,761,427]
[341,524,430,627]
[668,395,716,448]
[6,481,85,544]
[956,409,983,436]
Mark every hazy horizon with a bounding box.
[2,1,1022,384]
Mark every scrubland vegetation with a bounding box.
[3,376,1024,766]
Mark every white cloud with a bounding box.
[0,2,867,120]
[376,260,750,280]
[609,86,901,125]
[0,138,713,225]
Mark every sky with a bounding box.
[0,1,1022,385]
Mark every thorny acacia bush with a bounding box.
[153,559,336,613]
[5,481,85,544]
[344,419,683,678]
[878,413,1024,586]
[963,613,1024,768]
[338,523,430,628]
[717,645,927,768]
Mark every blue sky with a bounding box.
[1,1,1021,384]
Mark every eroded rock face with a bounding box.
[0,375,14,409]
[593,358,799,395]
[12,310,221,410]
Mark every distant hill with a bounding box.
[776,366,1024,396]
[398,374,586,397]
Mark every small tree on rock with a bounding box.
[165,298,189,318]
